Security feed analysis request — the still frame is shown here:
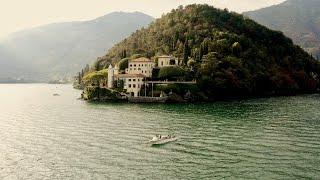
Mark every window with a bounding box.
[138,68,141,70]
[130,68,132,71]
[142,70,143,73]
[138,84,140,88]
[130,64,132,67]
[129,79,131,82]
[134,64,136,67]
[133,79,136,82]
[161,61,163,66]
[170,59,176,65]
[134,68,136,70]
[129,84,131,88]
[133,84,136,88]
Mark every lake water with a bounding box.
[0,84,319,179]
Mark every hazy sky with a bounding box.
[0,0,285,38]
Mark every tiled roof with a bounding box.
[115,74,146,78]
[130,57,153,63]
[157,55,173,58]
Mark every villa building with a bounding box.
[109,57,155,97]
[157,55,179,67]
[107,55,187,97]
[114,74,145,97]
[125,57,155,77]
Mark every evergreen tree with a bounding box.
[199,44,204,61]
[78,72,81,84]
[183,38,190,65]
[231,42,242,57]
[93,61,100,71]
[201,39,209,56]
[121,50,127,59]
[84,64,90,73]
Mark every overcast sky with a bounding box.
[0,0,285,38]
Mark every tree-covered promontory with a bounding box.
[88,4,320,100]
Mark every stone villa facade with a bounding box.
[108,57,155,97]
[108,55,182,97]
[157,55,179,67]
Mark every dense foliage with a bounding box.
[84,86,120,101]
[92,4,320,100]
[118,58,129,71]
[82,69,108,86]
[158,66,186,80]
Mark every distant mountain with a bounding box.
[244,0,320,58]
[0,12,154,82]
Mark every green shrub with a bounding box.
[85,86,118,100]
[158,66,186,79]
[118,58,129,71]
[82,69,108,85]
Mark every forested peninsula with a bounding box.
[76,4,320,102]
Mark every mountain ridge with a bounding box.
[1,11,152,41]
[244,0,320,58]
[0,11,154,82]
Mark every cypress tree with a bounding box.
[183,38,190,65]
[122,50,127,58]
[199,44,203,61]
[85,64,90,73]
[78,72,81,84]
[93,61,100,71]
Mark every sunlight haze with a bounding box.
[0,0,320,178]
[0,0,285,39]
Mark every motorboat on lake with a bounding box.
[149,135,177,145]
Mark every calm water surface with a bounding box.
[0,84,319,179]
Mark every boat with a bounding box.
[53,93,60,96]
[149,135,178,145]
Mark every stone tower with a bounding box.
[108,64,114,88]
[114,64,119,75]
